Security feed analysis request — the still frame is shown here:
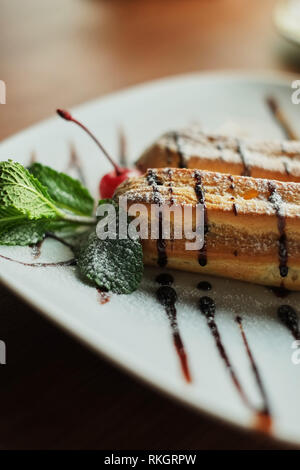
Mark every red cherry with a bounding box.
[56,109,140,198]
[100,167,141,199]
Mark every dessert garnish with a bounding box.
[75,200,143,294]
[0,160,95,246]
[0,159,143,294]
[266,96,298,141]
[56,109,141,198]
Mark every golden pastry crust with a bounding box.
[136,127,300,182]
[115,168,300,290]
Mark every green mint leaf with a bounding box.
[46,220,88,236]
[29,163,94,217]
[0,160,60,219]
[76,200,143,294]
[0,206,48,245]
[0,206,86,245]
[76,231,143,294]
[0,160,96,246]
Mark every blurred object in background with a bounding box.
[274,0,300,46]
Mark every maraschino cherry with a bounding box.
[56,109,141,198]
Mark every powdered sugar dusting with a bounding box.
[139,126,300,180]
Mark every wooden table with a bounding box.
[0,0,297,449]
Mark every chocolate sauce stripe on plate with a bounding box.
[197,280,211,291]
[156,273,174,286]
[0,253,76,267]
[198,296,251,408]
[156,280,192,383]
[199,296,272,431]
[235,316,271,419]
[67,143,87,186]
[278,304,300,340]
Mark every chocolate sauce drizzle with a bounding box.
[166,168,175,243]
[237,140,251,177]
[269,283,290,298]
[232,203,238,216]
[173,132,187,168]
[167,168,175,205]
[235,316,272,429]
[146,169,162,202]
[277,305,300,340]
[197,281,211,291]
[0,253,76,267]
[29,150,37,165]
[266,97,298,141]
[157,212,167,268]
[147,170,167,268]
[268,182,288,278]
[156,283,192,383]
[67,143,86,185]
[199,296,272,432]
[194,170,208,266]
[156,273,174,286]
[199,296,250,406]
[118,126,128,167]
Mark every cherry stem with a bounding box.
[56,109,122,175]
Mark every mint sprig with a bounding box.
[0,161,144,294]
[0,206,84,245]
[0,206,49,245]
[0,160,60,219]
[29,163,94,216]
[0,160,95,245]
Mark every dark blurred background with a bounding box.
[0,0,298,449]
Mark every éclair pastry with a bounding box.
[136,127,300,183]
[114,168,300,291]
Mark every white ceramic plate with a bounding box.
[274,0,300,47]
[1,72,300,446]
